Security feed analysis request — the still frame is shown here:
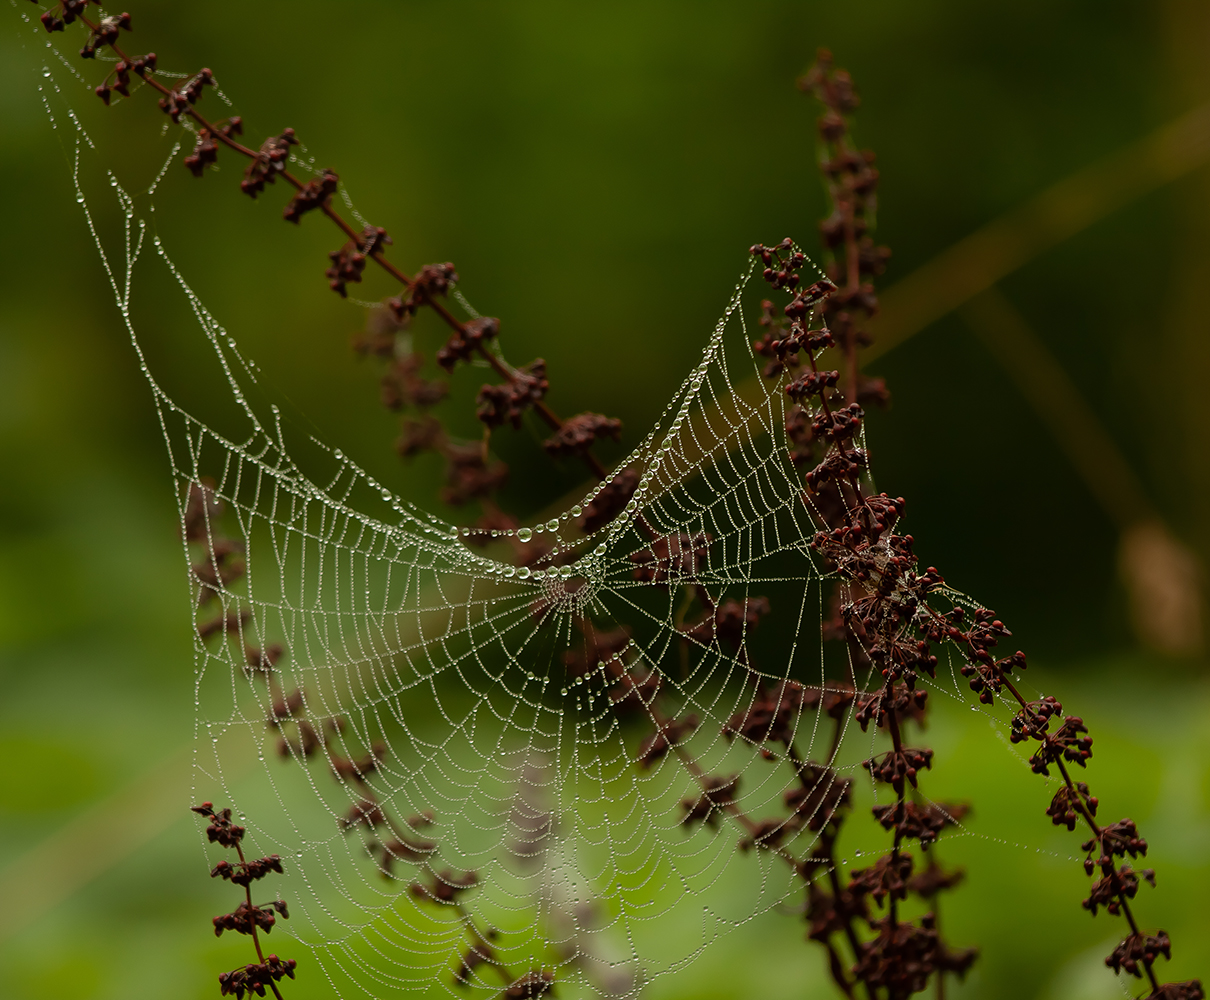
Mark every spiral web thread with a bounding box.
[25,35,1088,999]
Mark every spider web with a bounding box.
[21,30,1090,1000]
[165,246,839,998]
[105,194,856,996]
[178,249,839,984]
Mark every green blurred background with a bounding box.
[1,0,1208,997]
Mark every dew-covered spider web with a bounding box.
[166,250,847,999]
[24,28,1095,1000]
[92,192,864,997]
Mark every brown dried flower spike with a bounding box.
[192,802,297,998]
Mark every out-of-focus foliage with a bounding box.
[1,1,1207,998]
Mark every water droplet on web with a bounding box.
[546,519,559,532]
[516,527,532,543]
[571,505,582,517]
[517,567,531,580]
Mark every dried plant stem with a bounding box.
[231,838,286,1000]
[75,9,608,483]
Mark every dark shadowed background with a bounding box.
[1,1,1208,997]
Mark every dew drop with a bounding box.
[546,518,559,532]
[516,527,532,543]
[517,567,531,580]
[571,505,582,517]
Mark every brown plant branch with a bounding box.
[65,2,609,485]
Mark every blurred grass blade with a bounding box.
[960,286,1204,656]
[867,101,1210,361]
[959,286,1152,530]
